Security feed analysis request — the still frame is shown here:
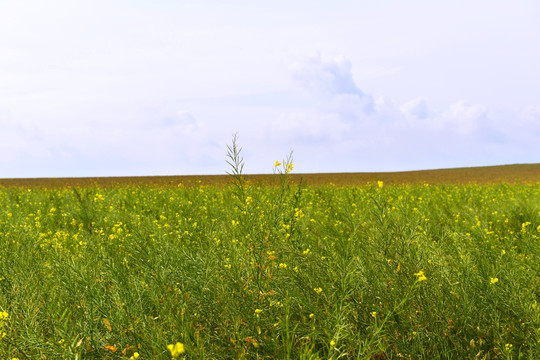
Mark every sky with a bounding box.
[1,0,539,178]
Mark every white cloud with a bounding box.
[399,98,430,121]
[292,55,363,97]
[291,55,375,113]
[444,100,488,136]
[267,54,540,172]
[269,54,380,143]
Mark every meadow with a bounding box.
[1,156,540,358]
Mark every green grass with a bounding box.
[1,176,540,359]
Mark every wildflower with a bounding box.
[371,311,377,318]
[130,352,140,359]
[330,340,336,346]
[286,163,294,173]
[490,277,499,284]
[167,342,185,357]
[414,270,427,282]
[313,287,323,294]
[302,248,311,255]
[255,309,263,318]
[309,313,315,319]
[274,161,282,167]
[279,263,287,269]
[0,311,8,320]
[377,181,384,188]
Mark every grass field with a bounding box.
[1,159,540,359]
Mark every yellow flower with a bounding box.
[309,313,315,319]
[286,163,294,173]
[490,277,499,284]
[330,340,336,346]
[414,270,427,282]
[130,352,140,359]
[274,161,282,167]
[279,263,287,269]
[255,308,263,318]
[313,287,323,294]
[377,181,384,188]
[167,342,185,357]
[0,311,8,320]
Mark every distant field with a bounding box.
[1,163,539,188]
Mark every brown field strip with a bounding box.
[1,163,539,188]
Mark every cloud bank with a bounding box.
[266,54,540,173]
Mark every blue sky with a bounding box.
[1,0,539,177]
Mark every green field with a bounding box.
[1,160,540,359]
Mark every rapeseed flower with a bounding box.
[414,270,427,282]
[286,163,294,173]
[167,342,185,357]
